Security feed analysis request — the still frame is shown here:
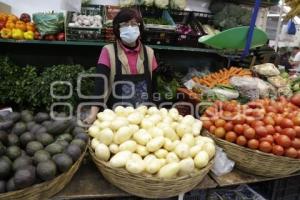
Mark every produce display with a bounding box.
[89,106,215,178]
[144,17,171,25]
[202,94,300,159]
[68,13,102,28]
[0,111,88,193]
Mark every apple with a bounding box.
[20,13,31,23]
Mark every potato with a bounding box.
[144,154,156,164]
[128,112,143,124]
[136,105,147,115]
[98,121,111,130]
[136,145,149,157]
[129,124,139,134]
[162,126,179,141]
[159,158,167,166]
[95,143,110,161]
[91,138,100,150]
[169,108,179,121]
[88,125,100,138]
[119,140,137,152]
[141,118,155,129]
[148,114,162,124]
[125,107,135,115]
[110,117,128,131]
[181,115,195,125]
[159,108,168,117]
[171,122,178,129]
[148,127,164,138]
[110,151,132,168]
[97,111,115,122]
[146,158,162,174]
[195,137,205,146]
[196,136,214,145]
[192,120,203,136]
[155,149,168,159]
[93,119,102,128]
[164,138,176,151]
[146,136,165,152]
[176,123,191,138]
[114,106,125,115]
[130,153,143,161]
[109,144,119,154]
[162,116,173,124]
[202,142,216,159]
[179,158,195,176]
[126,158,145,174]
[166,152,179,163]
[147,106,159,115]
[98,128,114,145]
[181,134,195,147]
[114,126,132,144]
[190,144,203,158]
[194,151,209,169]
[174,142,190,159]
[133,129,152,145]
[158,163,180,179]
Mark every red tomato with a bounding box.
[251,121,264,128]
[281,128,296,140]
[255,126,268,137]
[288,112,297,119]
[244,127,256,139]
[265,125,275,135]
[294,126,300,138]
[244,108,254,116]
[205,107,218,117]
[275,103,284,113]
[245,116,256,124]
[260,135,274,144]
[236,136,247,146]
[224,122,234,132]
[266,106,277,113]
[252,109,265,120]
[220,111,233,120]
[214,127,226,138]
[266,112,276,118]
[273,133,280,142]
[232,115,245,125]
[285,147,298,158]
[276,135,292,148]
[259,141,272,153]
[290,94,300,106]
[209,125,216,133]
[225,131,237,143]
[291,138,300,149]
[234,124,244,135]
[293,116,300,126]
[275,126,282,133]
[272,145,284,156]
[224,103,235,112]
[248,102,262,109]
[274,115,284,126]
[248,139,259,149]
[263,116,275,126]
[203,120,213,130]
[215,119,226,128]
[278,96,288,104]
[280,118,294,128]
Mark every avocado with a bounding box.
[30,124,43,135]
[0,130,7,144]
[12,122,27,136]
[26,141,43,156]
[53,153,73,173]
[21,110,33,123]
[36,133,54,146]
[33,150,51,164]
[41,120,52,128]
[26,121,36,131]
[56,133,73,143]
[70,139,86,151]
[1,156,12,165]
[0,180,6,193]
[13,156,32,171]
[45,143,63,155]
[20,150,27,157]
[35,127,47,135]
[46,120,70,136]
[20,132,35,146]
[0,120,13,130]
[7,134,19,146]
[0,158,11,179]
[14,167,36,189]
[8,112,21,123]
[6,177,15,192]
[65,144,81,162]
[72,127,85,136]
[55,140,69,149]
[6,146,21,160]
[75,133,88,142]
[0,142,6,156]
[37,160,57,181]
[34,112,50,123]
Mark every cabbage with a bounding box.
[119,0,136,7]
[154,0,169,9]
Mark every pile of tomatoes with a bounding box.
[201,95,300,159]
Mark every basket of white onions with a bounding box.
[88,106,215,198]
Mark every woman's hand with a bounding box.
[84,106,100,125]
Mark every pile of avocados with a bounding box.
[0,110,88,193]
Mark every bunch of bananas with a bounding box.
[285,0,300,20]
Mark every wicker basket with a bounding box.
[0,144,88,200]
[203,131,300,177]
[89,146,214,198]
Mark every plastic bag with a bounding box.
[154,0,169,9]
[170,0,186,10]
[181,68,207,83]
[211,147,235,176]
[287,20,296,35]
[119,0,137,7]
[141,0,154,6]
[252,63,280,77]
[230,76,259,100]
[33,12,64,36]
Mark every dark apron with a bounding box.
[107,43,152,108]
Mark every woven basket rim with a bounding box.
[0,141,88,198]
[89,146,214,181]
[204,130,300,163]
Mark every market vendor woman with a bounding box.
[85,8,158,124]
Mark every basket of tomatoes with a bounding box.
[202,95,300,177]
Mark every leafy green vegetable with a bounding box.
[144,17,171,25]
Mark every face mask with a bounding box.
[120,26,140,44]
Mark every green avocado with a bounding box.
[0,130,7,144]
[33,150,51,164]
[37,160,57,181]
[6,177,15,192]
[8,112,21,123]
[55,140,69,149]
[70,139,86,151]
[53,153,73,173]
[21,110,33,123]
[72,127,85,136]
[0,158,11,179]
[20,132,35,146]
[12,122,27,136]
[56,133,73,143]
[6,146,21,160]
[45,143,63,155]
[7,134,19,146]
[75,133,88,142]
[65,144,81,162]
[14,166,36,189]
[0,142,6,156]
[26,121,36,131]
[13,156,32,171]
[26,141,43,156]
[36,133,54,146]
[0,120,13,130]
[34,112,50,123]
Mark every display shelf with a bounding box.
[0,39,217,53]
[210,169,300,187]
[52,159,218,200]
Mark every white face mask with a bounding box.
[120,26,140,44]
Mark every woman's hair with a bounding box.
[113,8,144,40]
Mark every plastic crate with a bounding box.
[66,4,103,42]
